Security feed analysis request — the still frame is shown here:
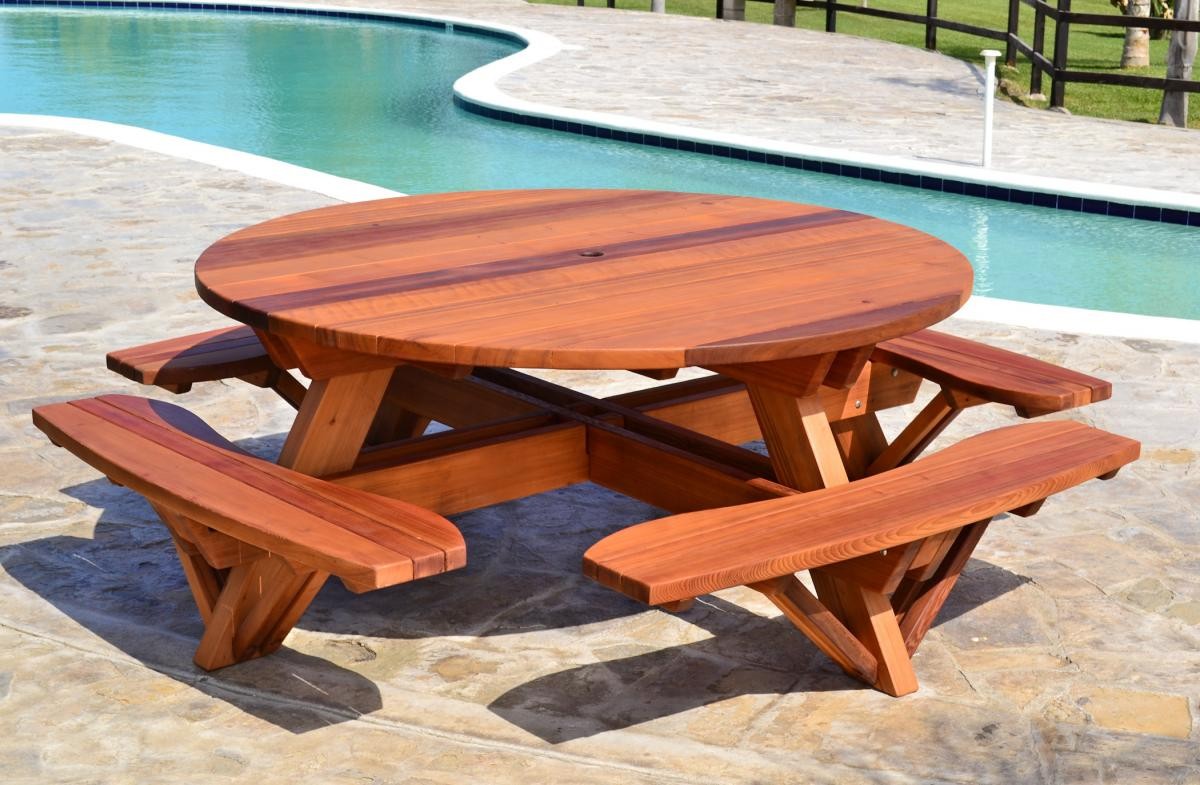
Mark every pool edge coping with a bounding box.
[2,3,1198,344]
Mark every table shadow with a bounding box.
[12,465,1028,738]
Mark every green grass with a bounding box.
[532,0,1198,126]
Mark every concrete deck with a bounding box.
[1,3,1198,783]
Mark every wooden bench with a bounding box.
[106,325,306,408]
[33,394,466,671]
[863,329,1112,474]
[584,420,1139,696]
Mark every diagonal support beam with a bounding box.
[749,575,878,687]
[895,519,992,656]
[193,553,328,671]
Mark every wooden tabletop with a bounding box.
[195,189,973,369]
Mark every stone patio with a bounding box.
[1,3,1198,783]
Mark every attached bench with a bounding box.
[584,420,1139,696]
[864,329,1113,474]
[106,325,307,409]
[33,395,465,670]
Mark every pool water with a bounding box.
[1,8,1197,319]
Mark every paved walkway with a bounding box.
[0,4,1198,783]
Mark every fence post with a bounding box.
[1031,1,1047,96]
[926,0,939,50]
[826,0,837,33]
[1005,0,1019,65]
[774,0,797,26]
[1050,0,1071,108]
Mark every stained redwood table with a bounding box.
[194,189,972,515]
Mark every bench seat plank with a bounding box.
[584,420,1138,605]
[873,329,1111,416]
[106,326,276,387]
[34,395,465,592]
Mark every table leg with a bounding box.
[744,382,849,491]
[278,367,395,475]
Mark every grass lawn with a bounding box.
[531,0,1199,126]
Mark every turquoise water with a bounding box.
[1,8,1197,319]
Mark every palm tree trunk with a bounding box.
[1159,0,1198,126]
[1122,0,1152,67]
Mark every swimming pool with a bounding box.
[1,6,1197,319]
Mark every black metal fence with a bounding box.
[717,0,1200,108]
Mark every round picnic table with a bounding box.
[194,189,972,494]
[196,189,971,370]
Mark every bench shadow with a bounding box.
[487,559,1029,743]
[15,462,1028,738]
[1,477,385,734]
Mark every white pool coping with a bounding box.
[3,1,1198,344]
[0,113,403,202]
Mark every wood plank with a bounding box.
[169,513,266,570]
[195,190,972,370]
[610,363,921,446]
[706,353,836,399]
[905,529,960,581]
[864,390,962,476]
[106,325,276,386]
[582,420,1139,605]
[332,422,589,516]
[266,333,400,380]
[476,368,775,478]
[830,413,889,480]
[587,424,780,513]
[816,540,922,595]
[873,329,1112,416]
[33,396,466,590]
[833,581,918,697]
[384,366,543,428]
[823,345,875,390]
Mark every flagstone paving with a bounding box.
[3,1,1200,777]
[2,122,1197,783]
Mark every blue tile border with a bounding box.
[5,0,1199,228]
[454,95,1200,226]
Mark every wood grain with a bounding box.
[582,420,1139,605]
[873,329,1112,416]
[32,395,466,591]
[195,190,972,369]
[107,325,276,386]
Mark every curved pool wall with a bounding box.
[1,1,1198,342]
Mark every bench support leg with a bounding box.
[153,504,329,670]
[833,582,918,697]
[894,519,991,655]
[750,576,879,687]
[193,554,328,671]
[748,520,997,697]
